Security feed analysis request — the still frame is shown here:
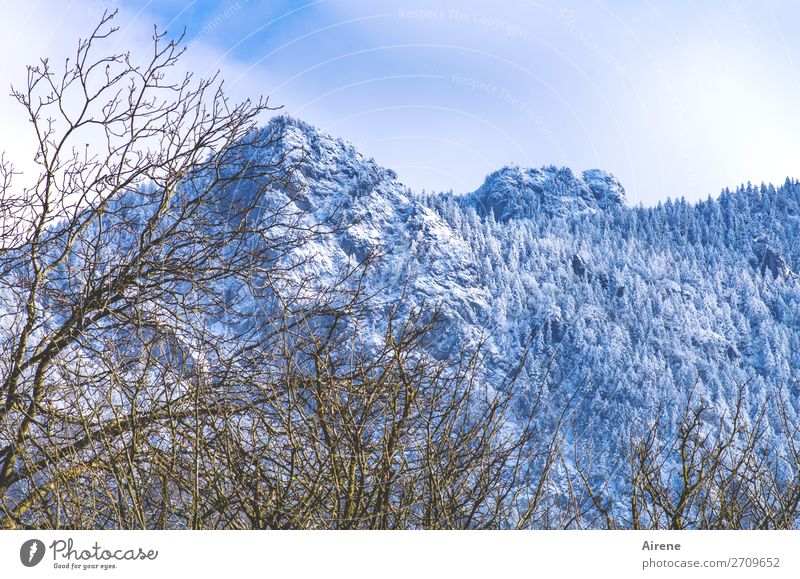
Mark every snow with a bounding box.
[7,114,800,525]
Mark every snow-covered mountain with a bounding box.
[251,116,800,503]
[5,112,799,527]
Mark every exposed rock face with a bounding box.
[752,236,792,279]
[572,254,587,277]
[759,248,791,279]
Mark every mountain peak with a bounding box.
[256,115,401,205]
[465,165,626,222]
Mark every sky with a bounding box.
[1,0,800,205]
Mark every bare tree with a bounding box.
[170,284,568,530]
[0,12,564,530]
[569,383,800,530]
[0,10,318,528]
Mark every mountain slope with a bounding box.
[251,117,800,499]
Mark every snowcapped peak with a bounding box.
[261,115,376,175]
[465,165,626,222]
[265,114,318,134]
[254,116,402,210]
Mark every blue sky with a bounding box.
[2,1,800,204]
